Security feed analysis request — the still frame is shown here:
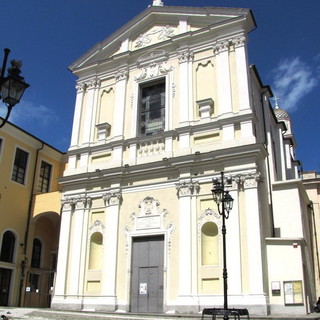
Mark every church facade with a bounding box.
[51,1,315,316]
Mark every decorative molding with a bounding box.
[172,83,176,98]
[198,208,222,235]
[197,98,214,119]
[167,223,175,255]
[135,61,173,80]
[175,181,200,198]
[76,82,86,93]
[61,196,92,211]
[86,79,101,90]
[115,68,129,82]
[178,49,194,63]
[103,191,122,206]
[233,172,263,189]
[231,36,246,48]
[213,40,230,55]
[135,26,174,48]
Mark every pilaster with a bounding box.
[231,36,251,111]
[213,41,232,115]
[70,83,86,148]
[113,67,128,139]
[68,196,92,296]
[53,199,75,297]
[242,173,265,294]
[175,180,200,301]
[82,79,100,145]
[178,49,194,125]
[102,191,122,300]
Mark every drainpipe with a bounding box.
[18,142,44,306]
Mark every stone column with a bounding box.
[243,174,265,295]
[175,180,199,309]
[178,49,194,125]
[113,68,128,139]
[102,191,122,304]
[82,79,100,146]
[232,36,251,111]
[214,41,232,115]
[68,197,91,297]
[53,199,75,299]
[70,83,86,149]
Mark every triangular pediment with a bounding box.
[69,6,255,73]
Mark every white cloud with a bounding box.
[271,57,318,111]
[0,100,60,127]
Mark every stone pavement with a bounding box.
[1,308,320,320]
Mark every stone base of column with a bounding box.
[51,295,118,312]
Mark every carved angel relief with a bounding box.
[135,26,175,48]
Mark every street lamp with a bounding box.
[212,171,233,320]
[0,48,29,128]
[202,172,248,320]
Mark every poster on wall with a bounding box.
[139,283,148,295]
[284,281,303,305]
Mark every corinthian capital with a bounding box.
[213,41,230,55]
[76,82,86,93]
[178,49,194,63]
[86,79,101,90]
[103,191,122,206]
[175,181,200,198]
[116,68,129,82]
[231,36,246,48]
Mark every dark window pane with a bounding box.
[11,148,28,184]
[37,161,52,193]
[139,80,165,136]
[0,231,15,262]
[31,238,42,268]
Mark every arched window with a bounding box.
[31,238,42,268]
[201,222,219,265]
[89,232,103,270]
[0,231,15,263]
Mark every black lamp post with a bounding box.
[0,48,29,128]
[212,171,234,320]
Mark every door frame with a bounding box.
[127,232,168,313]
[0,267,14,306]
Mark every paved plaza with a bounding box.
[1,308,320,320]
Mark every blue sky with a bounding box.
[1,0,319,171]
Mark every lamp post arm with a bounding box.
[0,48,10,80]
[0,105,13,128]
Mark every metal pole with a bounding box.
[221,172,228,319]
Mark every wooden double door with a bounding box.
[130,236,164,313]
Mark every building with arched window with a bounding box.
[0,120,65,307]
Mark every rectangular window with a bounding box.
[139,79,165,136]
[11,148,28,184]
[37,161,52,193]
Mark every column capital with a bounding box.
[103,191,123,206]
[115,68,129,82]
[175,180,200,198]
[75,82,86,93]
[231,36,246,48]
[233,172,263,189]
[178,49,194,63]
[213,40,230,55]
[61,196,92,210]
[86,79,101,90]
